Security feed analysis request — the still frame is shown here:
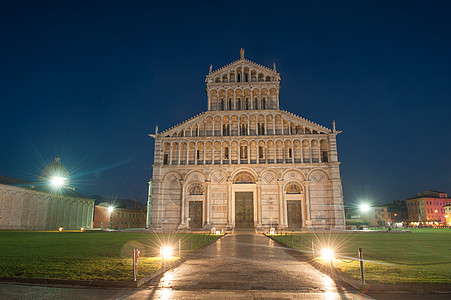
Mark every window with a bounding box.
[259,146,264,159]
[240,124,247,135]
[240,146,248,159]
[163,154,169,164]
[224,147,229,159]
[254,98,258,109]
[220,99,224,110]
[223,124,229,136]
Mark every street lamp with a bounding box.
[50,176,66,188]
[108,206,114,229]
[359,203,371,213]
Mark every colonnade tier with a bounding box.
[208,87,279,111]
[161,138,330,165]
[164,112,328,138]
[209,65,278,84]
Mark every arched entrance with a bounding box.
[285,183,304,228]
[233,171,256,228]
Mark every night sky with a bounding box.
[1,1,450,206]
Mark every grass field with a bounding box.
[271,228,451,284]
[0,231,220,281]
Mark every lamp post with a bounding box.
[108,206,114,229]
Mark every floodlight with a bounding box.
[108,206,114,213]
[321,248,334,261]
[50,176,65,187]
[359,203,371,212]
[160,246,173,259]
[58,227,64,232]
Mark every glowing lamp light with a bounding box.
[50,176,65,187]
[108,206,114,213]
[58,227,64,232]
[321,248,335,261]
[160,246,173,259]
[359,203,371,212]
[80,227,85,231]
[215,231,221,235]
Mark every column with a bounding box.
[220,142,223,164]
[257,179,262,225]
[195,145,198,164]
[186,144,189,165]
[273,117,276,135]
[247,143,250,164]
[277,180,284,227]
[177,143,181,165]
[273,143,277,163]
[227,179,232,226]
[305,181,311,225]
[300,141,303,163]
[168,144,172,165]
[180,181,186,226]
[310,140,313,163]
[206,180,211,225]
[203,144,206,163]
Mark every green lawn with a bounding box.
[271,228,451,284]
[0,231,220,281]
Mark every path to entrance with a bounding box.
[123,231,372,299]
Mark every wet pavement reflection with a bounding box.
[143,232,372,299]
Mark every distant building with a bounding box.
[365,205,389,227]
[0,157,94,230]
[444,205,451,227]
[93,202,146,230]
[406,190,451,226]
[386,201,408,224]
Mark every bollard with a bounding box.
[178,239,181,257]
[299,236,302,252]
[358,248,365,285]
[291,234,293,248]
[204,233,206,244]
[133,248,140,281]
[198,234,201,247]
[190,236,193,250]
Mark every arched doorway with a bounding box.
[233,171,256,228]
[285,183,304,228]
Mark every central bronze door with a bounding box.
[235,192,254,228]
[287,200,302,227]
[189,201,203,228]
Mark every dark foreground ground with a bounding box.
[1,232,450,299]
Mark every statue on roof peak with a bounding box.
[240,48,245,59]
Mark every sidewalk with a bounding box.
[124,231,372,299]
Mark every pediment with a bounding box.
[206,58,280,83]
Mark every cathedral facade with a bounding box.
[148,50,345,231]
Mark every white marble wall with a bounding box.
[0,184,94,230]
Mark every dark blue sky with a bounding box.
[1,1,450,205]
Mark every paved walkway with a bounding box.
[122,232,372,299]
